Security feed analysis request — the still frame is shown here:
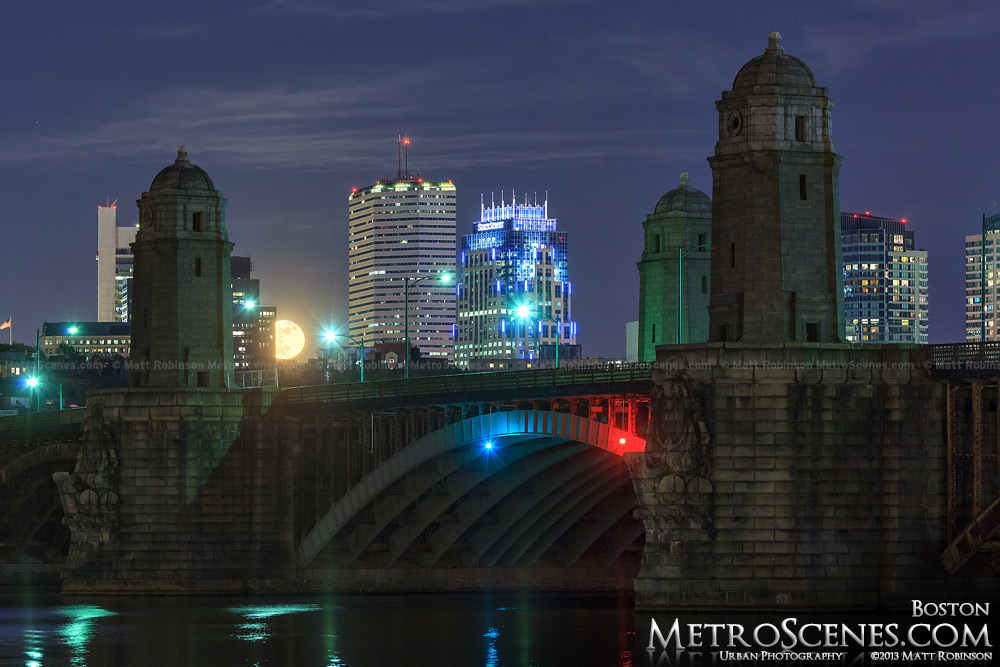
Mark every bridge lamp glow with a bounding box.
[67,326,78,335]
[323,330,337,343]
[619,437,627,445]
[484,441,493,450]
[515,304,531,319]
[244,299,256,310]
[26,377,39,388]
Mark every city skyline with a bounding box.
[1,2,998,356]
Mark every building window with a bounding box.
[701,275,708,294]
[805,322,820,342]
[192,212,203,232]
[719,324,729,342]
[195,257,202,277]
[197,371,209,387]
[795,115,806,142]
[652,234,660,253]
[651,324,656,344]
[799,175,807,201]
[730,242,736,268]
[698,233,707,248]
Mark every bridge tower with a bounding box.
[130,146,234,388]
[708,31,844,344]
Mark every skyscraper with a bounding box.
[231,256,276,370]
[842,212,928,343]
[964,230,1000,341]
[96,203,137,322]
[347,171,456,362]
[455,196,576,369]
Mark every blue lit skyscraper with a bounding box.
[455,195,576,369]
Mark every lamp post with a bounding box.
[27,377,62,412]
[516,304,561,369]
[404,272,451,379]
[677,243,710,344]
[324,330,366,383]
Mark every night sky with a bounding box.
[2,1,998,357]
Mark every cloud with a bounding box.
[1,66,706,173]
[803,3,1000,71]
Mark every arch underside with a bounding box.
[0,443,75,564]
[297,411,645,574]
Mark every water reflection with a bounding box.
[58,606,116,667]
[483,626,501,667]
[0,593,635,666]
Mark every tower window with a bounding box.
[799,175,807,201]
[192,212,203,232]
[698,233,707,248]
[651,324,656,344]
[702,275,708,294]
[805,322,820,342]
[730,242,736,268]
[195,257,202,277]
[653,234,660,253]
[795,115,806,142]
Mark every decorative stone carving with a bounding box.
[53,399,120,545]
[625,356,713,530]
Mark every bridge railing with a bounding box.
[929,343,1000,368]
[281,364,654,405]
[0,408,86,436]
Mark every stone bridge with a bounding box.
[0,365,652,592]
[3,348,999,606]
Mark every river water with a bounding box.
[0,592,639,666]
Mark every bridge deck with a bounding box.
[280,365,653,409]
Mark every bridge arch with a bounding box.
[0,441,76,563]
[296,410,645,570]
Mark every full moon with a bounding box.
[274,319,305,360]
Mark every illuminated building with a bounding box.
[347,172,456,361]
[455,195,577,369]
[41,321,131,358]
[231,256,276,369]
[964,231,1000,342]
[841,212,928,343]
[96,203,137,322]
[636,172,711,360]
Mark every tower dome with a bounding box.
[730,31,816,92]
[654,172,712,216]
[149,146,215,192]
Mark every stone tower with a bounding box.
[708,32,844,343]
[636,173,712,360]
[130,147,234,388]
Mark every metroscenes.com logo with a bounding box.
[645,601,991,665]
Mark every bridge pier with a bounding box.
[55,387,284,593]
[627,343,1000,610]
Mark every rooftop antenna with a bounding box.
[396,134,412,179]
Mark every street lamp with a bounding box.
[403,272,451,379]
[516,304,562,369]
[677,243,710,344]
[27,377,62,412]
[323,330,366,383]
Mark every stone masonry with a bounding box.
[59,387,285,592]
[627,343,999,609]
